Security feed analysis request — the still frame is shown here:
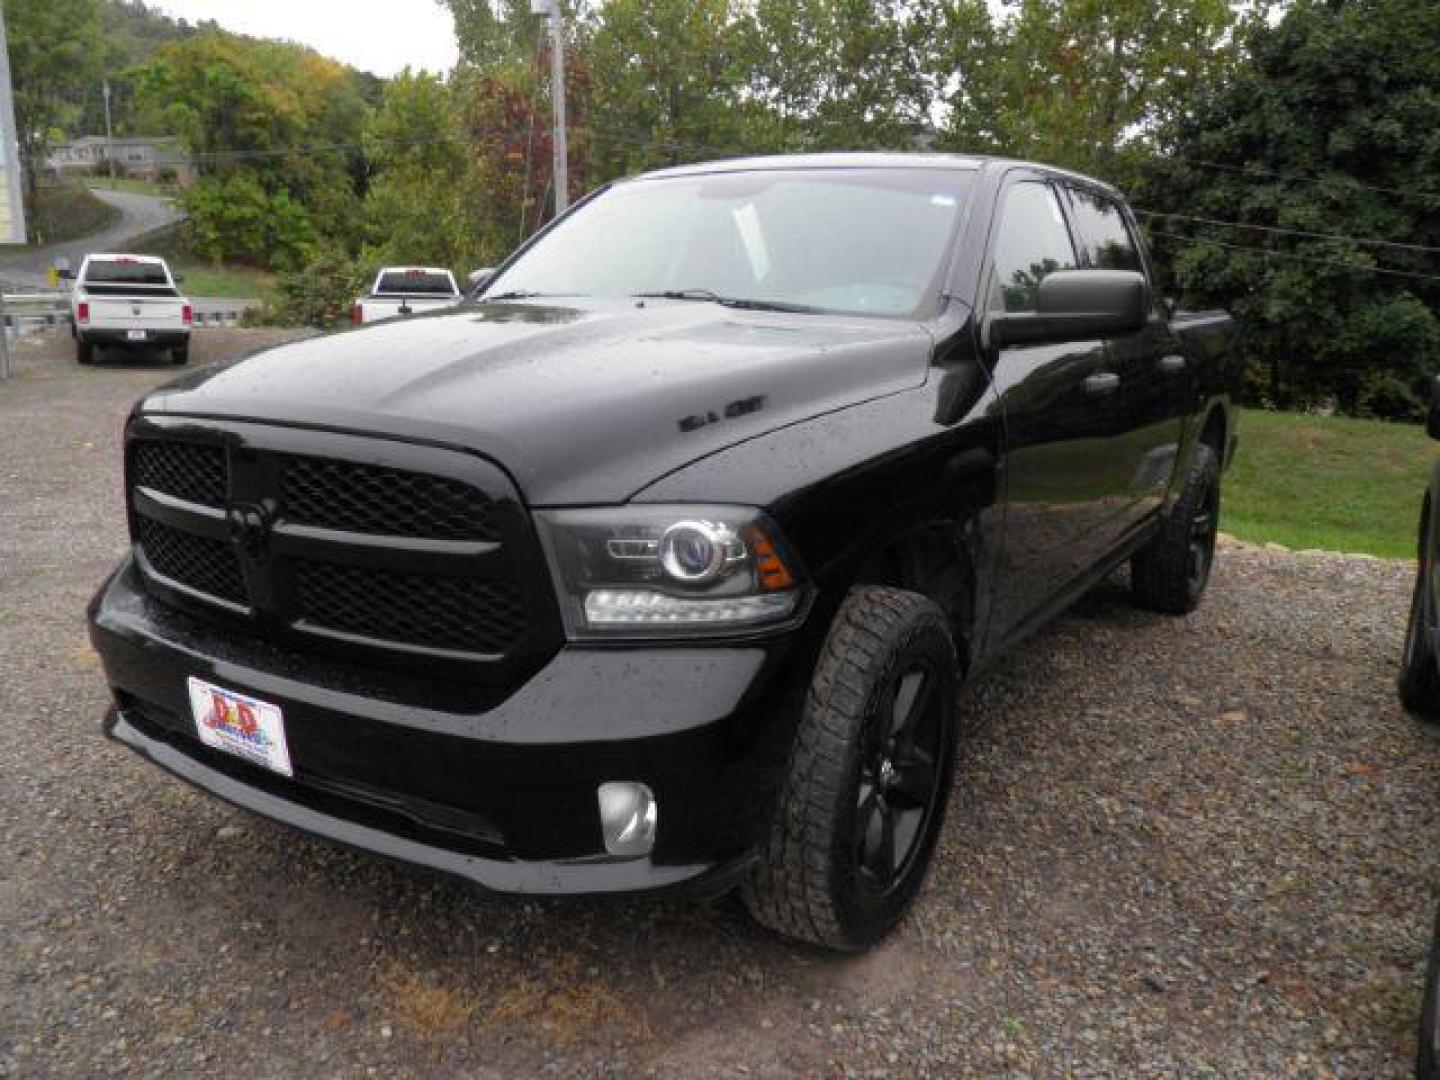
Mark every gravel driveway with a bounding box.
[3,332,1438,1077]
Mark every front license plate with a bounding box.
[126,329,148,341]
[187,677,294,777]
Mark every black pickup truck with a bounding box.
[88,154,1237,951]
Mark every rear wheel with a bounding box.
[1131,442,1220,615]
[1399,501,1440,721]
[742,586,958,951]
[1419,904,1440,1079]
[76,338,94,365]
[170,343,190,365]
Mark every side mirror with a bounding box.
[468,267,496,293]
[173,273,186,284]
[988,269,1150,349]
[1427,377,1440,441]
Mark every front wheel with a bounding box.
[1131,442,1220,615]
[742,586,958,951]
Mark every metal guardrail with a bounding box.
[0,290,262,331]
[0,290,263,380]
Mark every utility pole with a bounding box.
[531,0,568,214]
[102,79,117,188]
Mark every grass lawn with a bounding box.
[173,262,276,301]
[0,182,120,247]
[82,176,171,198]
[1223,408,1439,559]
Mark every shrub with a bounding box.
[1357,373,1426,423]
[269,247,367,329]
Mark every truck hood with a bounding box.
[141,298,934,504]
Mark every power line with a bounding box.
[1134,209,1440,257]
[1175,158,1440,202]
[1145,228,1440,285]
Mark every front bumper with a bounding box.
[88,557,809,897]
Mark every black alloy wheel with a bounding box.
[853,658,947,899]
[1186,469,1220,600]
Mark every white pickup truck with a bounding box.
[351,267,462,325]
[69,254,192,365]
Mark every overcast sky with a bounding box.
[150,1,460,77]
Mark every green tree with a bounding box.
[584,0,746,172]
[133,32,369,267]
[1141,0,1440,416]
[936,0,1240,183]
[3,0,104,234]
[361,70,482,270]
[740,0,941,152]
[446,0,538,71]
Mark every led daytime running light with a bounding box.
[585,588,798,627]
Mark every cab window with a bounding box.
[988,182,1077,314]
[1065,187,1143,272]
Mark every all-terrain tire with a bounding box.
[742,586,958,952]
[1399,501,1440,721]
[1131,442,1221,615]
[1419,904,1440,1079]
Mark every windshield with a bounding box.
[485,168,974,317]
[376,270,456,295]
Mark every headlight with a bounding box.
[534,505,803,638]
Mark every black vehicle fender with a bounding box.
[633,384,1004,668]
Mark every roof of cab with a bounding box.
[630,151,1122,197]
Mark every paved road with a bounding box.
[0,188,184,288]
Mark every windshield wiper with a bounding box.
[633,289,826,314]
[481,290,579,302]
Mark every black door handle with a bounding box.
[1084,372,1121,397]
[1158,354,1187,375]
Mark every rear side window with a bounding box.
[376,271,456,295]
[1065,187,1142,272]
[988,182,1077,314]
[84,259,169,287]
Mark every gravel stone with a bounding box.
[2,334,1436,1076]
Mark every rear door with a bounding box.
[983,176,1126,634]
[1062,185,1189,534]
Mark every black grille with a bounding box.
[137,517,246,604]
[281,456,499,541]
[127,423,560,676]
[294,560,526,654]
[132,441,228,506]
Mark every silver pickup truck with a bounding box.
[70,254,192,366]
[351,267,462,325]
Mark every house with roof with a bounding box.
[46,136,197,185]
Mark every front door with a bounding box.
[983,178,1125,638]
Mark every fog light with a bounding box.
[597,781,657,859]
